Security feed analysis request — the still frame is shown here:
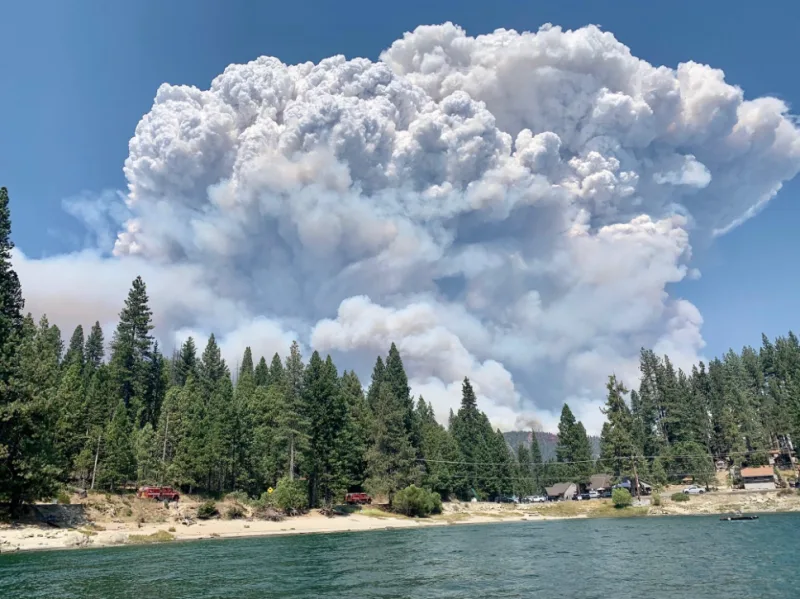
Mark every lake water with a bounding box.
[2,514,799,598]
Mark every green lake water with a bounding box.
[2,514,799,598]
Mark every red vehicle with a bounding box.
[137,486,180,501]
[345,492,372,505]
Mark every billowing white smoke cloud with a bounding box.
[15,23,800,434]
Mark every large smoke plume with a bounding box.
[14,23,800,433]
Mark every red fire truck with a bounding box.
[344,492,372,505]
[136,486,180,501]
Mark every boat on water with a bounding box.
[720,514,759,521]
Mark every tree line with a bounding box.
[598,336,800,487]
[2,186,798,514]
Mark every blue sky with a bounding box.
[2,0,799,361]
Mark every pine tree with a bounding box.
[267,353,284,389]
[364,382,418,500]
[231,348,255,491]
[99,403,136,490]
[417,398,459,498]
[170,375,209,492]
[339,370,371,490]
[134,423,158,484]
[84,321,105,371]
[141,341,167,428]
[366,356,385,411]
[528,431,544,493]
[384,343,415,443]
[554,404,593,483]
[280,341,307,480]
[450,377,487,498]
[63,325,85,371]
[304,353,347,506]
[53,358,86,473]
[0,314,59,513]
[175,337,198,387]
[599,375,638,477]
[254,356,269,387]
[109,276,154,413]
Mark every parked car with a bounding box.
[495,495,518,504]
[683,485,705,495]
[136,486,180,501]
[588,490,599,499]
[344,492,372,505]
[531,495,547,503]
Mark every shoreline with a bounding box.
[3,489,800,555]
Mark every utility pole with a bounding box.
[632,455,640,499]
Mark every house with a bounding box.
[767,449,797,470]
[588,474,614,493]
[614,477,653,496]
[740,466,776,490]
[545,482,577,501]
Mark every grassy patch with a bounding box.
[77,529,98,536]
[127,530,175,545]
[359,508,409,520]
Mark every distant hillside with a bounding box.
[503,431,601,461]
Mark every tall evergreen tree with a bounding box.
[280,341,307,480]
[84,321,105,371]
[109,276,154,412]
[254,356,269,387]
[554,403,594,483]
[339,370,371,490]
[417,397,459,498]
[366,356,385,411]
[384,343,415,443]
[175,337,198,387]
[599,375,638,477]
[364,382,418,500]
[267,353,284,389]
[99,402,135,490]
[304,353,348,506]
[63,324,85,370]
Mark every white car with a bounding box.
[588,490,599,499]
[683,485,705,495]
[524,495,547,503]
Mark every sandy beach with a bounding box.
[3,487,800,554]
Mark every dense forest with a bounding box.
[1,186,799,515]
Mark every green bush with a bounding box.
[197,500,218,519]
[651,492,661,507]
[225,504,246,519]
[671,492,690,502]
[272,477,308,514]
[392,485,443,517]
[56,490,71,505]
[611,488,632,508]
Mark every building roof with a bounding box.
[741,466,774,478]
[545,482,574,496]
[589,474,614,490]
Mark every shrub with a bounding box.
[777,488,794,497]
[671,492,690,502]
[651,492,661,507]
[272,477,308,514]
[392,485,443,517]
[225,491,250,505]
[225,504,246,520]
[56,490,71,505]
[197,500,218,520]
[611,488,632,508]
